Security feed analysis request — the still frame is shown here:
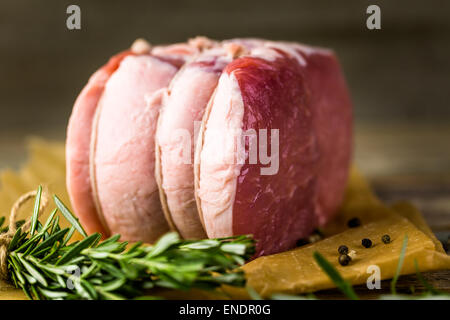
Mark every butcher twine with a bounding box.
[0,189,48,280]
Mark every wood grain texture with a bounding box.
[315,271,450,299]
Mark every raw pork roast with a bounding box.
[66,37,352,256]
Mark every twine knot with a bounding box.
[0,190,48,280]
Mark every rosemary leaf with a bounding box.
[15,253,48,287]
[53,195,87,238]
[8,227,23,251]
[56,233,101,265]
[29,228,69,256]
[30,185,42,236]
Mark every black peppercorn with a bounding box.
[382,234,391,244]
[339,254,351,266]
[296,238,309,247]
[362,238,372,248]
[347,217,361,228]
[338,245,349,255]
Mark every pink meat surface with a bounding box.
[92,54,179,242]
[156,47,238,239]
[66,50,132,235]
[67,40,196,240]
[197,43,352,256]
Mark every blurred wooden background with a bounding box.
[0,1,449,242]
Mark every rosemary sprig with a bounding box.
[2,187,255,300]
